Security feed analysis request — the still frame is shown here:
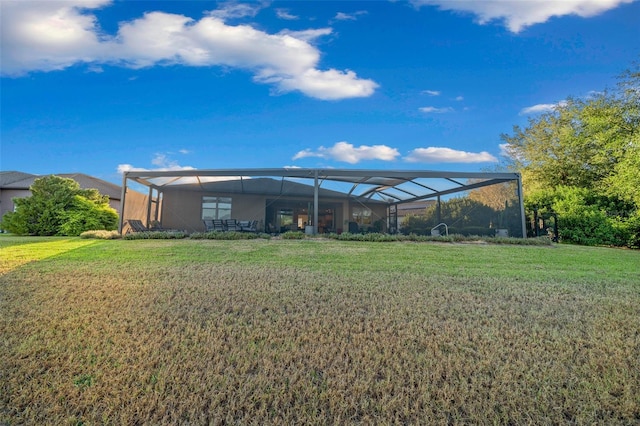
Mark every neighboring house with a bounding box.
[396,200,437,230]
[0,171,123,220]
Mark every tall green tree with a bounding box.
[502,65,639,199]
[501,65,640,246]
[0,176,118,236]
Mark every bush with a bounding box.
[612,212,640,249]
[80,230,121,240]
[448,226,493,237]
[526,186,640,247]
[59,196,118,236]
[0,176,118,236]
[280,231,306,240]
[331,232,401,242]
[123,231,188,240]
[189,231,269,240]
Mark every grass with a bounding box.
[1,236,639,424]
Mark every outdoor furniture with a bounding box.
[149,220,167,231]
[126,219,149,233]
[239,220,258,232]
[225,219,242,231]
[204,219,226,232]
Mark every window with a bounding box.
[352,206,372,226]
[202,196,232,220]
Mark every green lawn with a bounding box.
[1,236,639,424]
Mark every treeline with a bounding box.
[502,65,640,247]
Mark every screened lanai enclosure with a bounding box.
[119,168,526,238]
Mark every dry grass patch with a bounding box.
[1,238,639,424]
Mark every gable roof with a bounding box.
[0,171,121,200]
[0,171,36,187]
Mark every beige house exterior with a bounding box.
[123,177,388,234]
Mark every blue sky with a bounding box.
[1,0,639,185]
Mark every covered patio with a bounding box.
[119,168,526,237]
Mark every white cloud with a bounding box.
[278,28,333,43]
[332,11,368,22]
[404,147,497,163]
[455,96,464,101]
[293,142,497,164]
[422,90,441,96]
[499,143,526,162]
[499,143,511,157]
[276,9,299,20]
[268,68,378,100]
[1,1,377,100]
[0,0,111,74]
[206,2,265,20]
[293,141,400,164]
[332,10,369,21]
[520,100,567,115]
[117,153,195,174]
[419,106,454,113]
[410,0,634,32]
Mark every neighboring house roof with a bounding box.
[0,171,35,187]
[0,171,121,200]
[397,201,436,211]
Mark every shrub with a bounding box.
[59,196,118,236]
[526,186,640,247]
[123,231,188,240]
[0,176,118,236]
[80,230,121,240]
[189,231,269,240]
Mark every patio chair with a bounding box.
[212,219,226,231]
[225,219,241,231]
[204,219,226,232]
[240,220,258,232]
[149,220,167,231]
[126,219,149,234]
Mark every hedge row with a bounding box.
[79,229,553,245]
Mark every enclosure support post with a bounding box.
[146,186,153,227]
[119,173,128,234]
[154,190,161,222]
[437,195,441,224]
[517,174,526,238]
[313,170,319,235]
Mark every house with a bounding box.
[0,171,124,219]
[120,168,527,236]
[123,175,389,234]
